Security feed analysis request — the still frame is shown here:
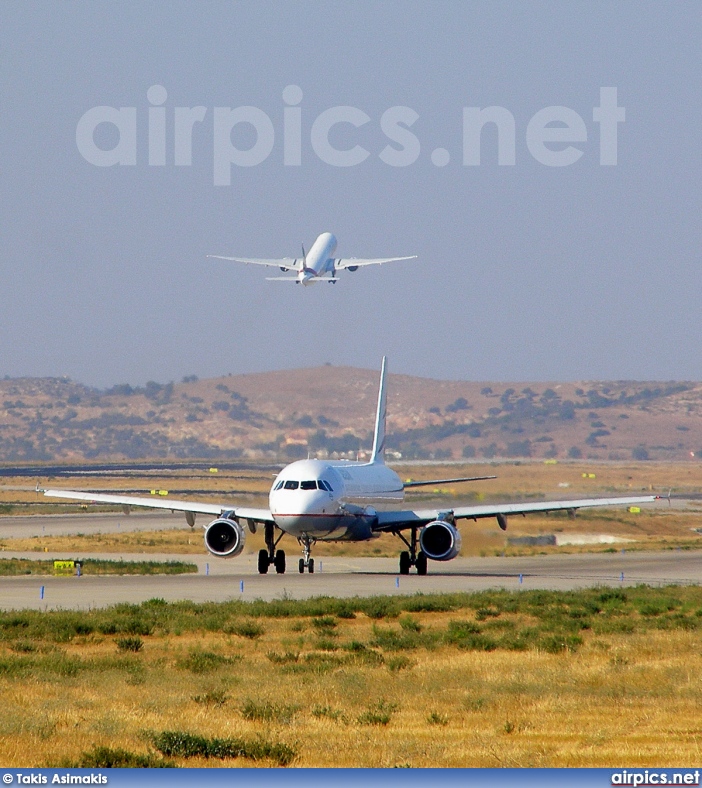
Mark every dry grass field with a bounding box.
[1,588,702,767]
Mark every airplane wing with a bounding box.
[207,255,298,271]
[403,475,496,488]
[373,495,658,532]
[335,256,417,269]
[41,488,274,525]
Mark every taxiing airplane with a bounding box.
[42,359,658,575]
[207,232,416,286]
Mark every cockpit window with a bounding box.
[319,480,332,492]
[300,480,317,490]
[283,480,299,490]
[274,480,284,490]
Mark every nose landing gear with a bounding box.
[298,535,316,573]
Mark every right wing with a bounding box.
[335,256,416,269]
[373,495,659,532]
[404,475,496,488]
[42,488,273,526]
[208,255,299,272]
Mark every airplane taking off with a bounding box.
[42,359,658,576]
[207,232,416,285]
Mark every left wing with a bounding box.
[208,255,299,271]
[373,495,659,532]
[335,256,417,269]
[42,488,273,525]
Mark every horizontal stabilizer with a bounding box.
[265,277,339,283]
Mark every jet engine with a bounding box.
[204,517,246,558]
[347,265,359,272]
[419,520,462,561]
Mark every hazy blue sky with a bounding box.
[1,2,700,387]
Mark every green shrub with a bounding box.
[311,616,337,629]
[315,638,338,651]
[266,651,299,664]
[362,598,398,619]
[241,699,300,724]
[343,642,385,666]
[399,615,422,632]
[123,618,154,636]
[226,620,264,639]
[387,655,414,672]
[357,700,397,726]
[179,650,237,674]
[116,637,143,653]
[427,711,448,726]
[10,641,37,653]
[311,705,346,722]
[76,746,174,768]
[152,730,296,766]
[538,633,583,653]
[371,625,435,651]
[598,589,627,604]
[475,608,500,621]
[445,620,497,651]
[192,690,229,707]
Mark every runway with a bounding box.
[1,548,700,610]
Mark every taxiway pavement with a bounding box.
[0,549,700,610]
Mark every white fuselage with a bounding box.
[298,232,337,285]
[269,458,403,540]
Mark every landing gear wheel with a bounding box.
[299,558,305,574]
[274,550,286,574]
[399,551,411,575]
[415,551,428,576]
[308,558,314,574]
[258,549,270,575]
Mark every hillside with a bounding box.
[2,366,702,462]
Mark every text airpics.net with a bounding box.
[611,771,701,786]
[75,85,625,185]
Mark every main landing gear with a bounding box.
[396,527,428,575]
[298,534,316,573]
[257,522,286,574]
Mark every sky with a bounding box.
[1,1,701,388]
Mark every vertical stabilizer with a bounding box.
[370,357,388,464]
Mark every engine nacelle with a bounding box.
[204,517,246,558]
[347,265,359,272]
[419,520,462,561]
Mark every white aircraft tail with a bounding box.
[370,357,388,465]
